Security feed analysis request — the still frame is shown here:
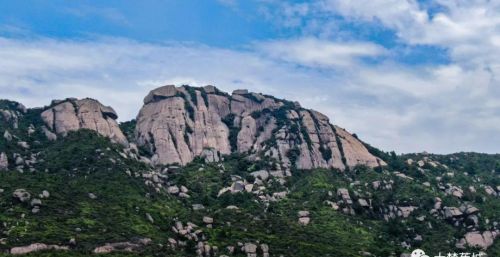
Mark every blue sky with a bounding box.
[0,0,448,63]
[1,0,276,46]
[1,0,499,154]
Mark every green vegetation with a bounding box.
[221,114,239,152]
[0,101,499,257]
[240,93,264,104]
[119,119,136,143]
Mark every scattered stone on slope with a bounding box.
[250,170,269,181]
[40,190,50,198]
[41,126,57,141]
[464,231,498,249]
[398,206,416,218]
[10,243,69,255]
[12,189,31,202]
[261,244,270,257]
[0,152,8,171]
[30,198,42,206]
[167,185,180,195]
[203,216,214,224]
[243,243,257,257]
[93,238,152,254]
[192,204,205,211]
[146,213,154,223]
[200,148,220,163]
[444,207,463,219]
[484,186,497,196]
[17,141,29,149]
[3,130,12,141]
[298,210,311,225]
[337,188,352,204]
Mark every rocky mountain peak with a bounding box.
[135,85,385,170]
[0,100,27,129]
[40,98,128,146]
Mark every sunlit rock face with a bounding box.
[41,98,128,146]
[135,85,385,170]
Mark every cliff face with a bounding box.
[40,98,128,146]
[135,85,385,170]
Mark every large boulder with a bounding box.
[200,148,220,163]
[12,189,31,202]
[0,152,8,171]
[444,207,463,219]
[10,243,68,255]
[464,231,497,249]
[135,85,385,170]
[41,98,128,146]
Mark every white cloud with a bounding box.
[257,37,386,67]
[247,0,500,154]
[0,36,499,154]
[316,0,500,69]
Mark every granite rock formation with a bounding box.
[41,98,128,146]
[135,85,385,170]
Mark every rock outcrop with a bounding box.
[464,231,498,249]
[10,243,68,255]
[41,98,128,146]
[136,85,385,170]
[93,238,152,254]
[0,100,26,129]
[0,152,8,171]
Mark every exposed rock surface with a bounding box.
[12,189,31,202]
[41,98,128,146]
[464,231,498,249]
[0,152,8,171]
[10,243,69,255]
[135,85,385,170]
[93,238,152,253]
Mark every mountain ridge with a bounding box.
[0,95,499,257]
[18,85,386,171]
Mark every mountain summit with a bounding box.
[134,85,385,169]
[37,85,385,170]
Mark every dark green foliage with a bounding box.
[199,89,209,108]
[334,133,347,167]
[299,122,312,149]
[184,86,209,108]
[184,99,195,121]
[240,93,264,103]
[0,130,186,255]
[0,99,23,111]
[185,86,198,107]
[286,147,301,168]
[119,119,136,143]
[221,114,238,152]
[389,151,405,170]
[289,123,299,134]
[361,140,392,163]
[319,145,332,161]
[1,102,500,257]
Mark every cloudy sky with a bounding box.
[1,0,499,154]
